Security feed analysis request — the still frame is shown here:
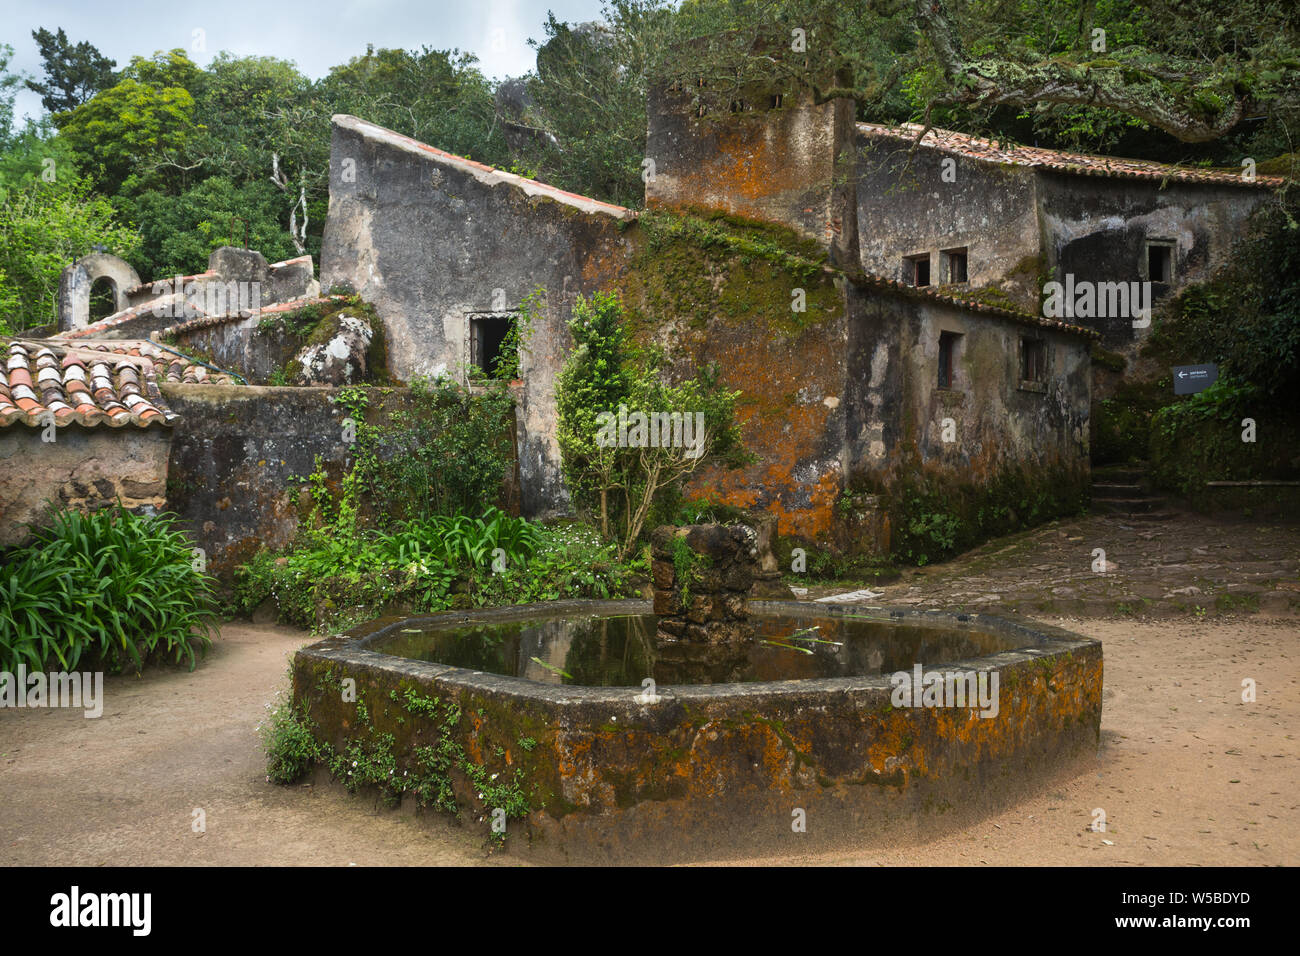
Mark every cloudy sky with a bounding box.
[4,0,607,124]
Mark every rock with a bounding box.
[651,521,763,642]
[290,312,373,385]
[750,577,796,600]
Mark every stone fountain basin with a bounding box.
[292,599,1102,862]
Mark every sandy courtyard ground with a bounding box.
[2,609,1295,867]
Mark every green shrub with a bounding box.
[233,513,637,632]
[0,505,215,673]
[259,694,326,784]
[336,378,514,525]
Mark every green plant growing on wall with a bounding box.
[554,291,748,558]
[669,533,710,606]
[334,377,514,524]
[494,287,541,382]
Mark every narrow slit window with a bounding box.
[1021,337,1047,383]
[942,247,968,284]
[906,253,931,287]
[938,331,960,389]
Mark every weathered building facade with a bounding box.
[320,102,1096,554]
[856,123,1282,347]
[321,116,636,516]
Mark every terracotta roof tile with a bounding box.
[0,339,241,429]
[858,122,1286,188]
[156,294,349,338]
[846,269,1099,338]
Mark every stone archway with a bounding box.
[57,252,141,331]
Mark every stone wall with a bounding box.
[1038,173,1274,347]
[0,425,169,547]
[612,216,1092,551]
[650,524,759,643]
[160,384,351,576]
[646,86,859,266]
[320,114,635,517]
[160,383,521,579]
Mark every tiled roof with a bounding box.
[858,122,1287,188]
[156,294,347,338]
[64,295,189,339]
[0,340,240,429]
[124,270,215,298]
[846,269,1099,338]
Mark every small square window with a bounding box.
[905,253,931,287]
[938,331,961,389]
[1021,338,1047,383]
[1146,241,1174,284]
[469,313,517,378]
[941,248,968,284]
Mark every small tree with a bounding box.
[555,291,746,557]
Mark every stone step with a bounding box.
[1092,482,1143,499]
[1092,466,1147,484]
[1094,496,1167,514]
[1125,510,1179,522]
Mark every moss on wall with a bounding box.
[1149,386,1300,517]
[853,458,1090,566]
[259,296,393,385]
[604,209,850,541]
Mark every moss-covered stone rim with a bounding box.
[294,598,1100,707]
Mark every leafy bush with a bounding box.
[1147,199,1300,399]
[233,511,636,632]
[1148,375,1300,505]
[336,378,514,525]
[554,291,748,557]
[0,506,215,673]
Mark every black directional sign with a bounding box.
[1173,362,1218,395]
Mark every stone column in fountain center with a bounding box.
[651,523,759,643]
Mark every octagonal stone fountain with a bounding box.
[292,522,1102,861]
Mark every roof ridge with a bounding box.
[857,121,1286,188]
[334,114,639,220]
[845,267,1098,338]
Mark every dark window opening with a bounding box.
[769,93,783,109]
[729,99,747,112]
[1021,337,1047,383]
[942,248,968,284]
[938,331,961,389]
[471,314,515,379]
[1147,242,1173,284]
[906,254,931,287]
[89,277,117,322]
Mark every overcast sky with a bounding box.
[3,0,607,124]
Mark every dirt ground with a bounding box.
[2,516,1297,866]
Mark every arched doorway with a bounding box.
[89,277,118,323]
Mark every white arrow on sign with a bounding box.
[1178,371,1187,378]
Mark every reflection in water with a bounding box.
[373,613,1019,687]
